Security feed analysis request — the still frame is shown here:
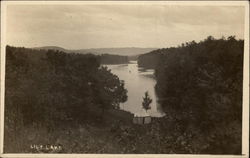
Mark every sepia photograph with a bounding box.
[0,1,249,157]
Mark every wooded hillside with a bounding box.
[138,36,243,154]
[4,46,128,152]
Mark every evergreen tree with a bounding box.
[142,91,152,112]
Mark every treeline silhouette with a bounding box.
[138,36,243,154]
[4,46,128,151]
[100,54,128,64]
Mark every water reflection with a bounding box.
[104,61,165,117]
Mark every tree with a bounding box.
[142,91,152,112]
[92,66,127,116]
[138,36,243,154]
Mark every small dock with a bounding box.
[132,111,151,124]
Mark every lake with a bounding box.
[104,61,165,117]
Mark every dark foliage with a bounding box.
[4,46,128,152]
[138,36,243,154]
[100,54,128,65]
[138,51,161,69]
[142,91,152,112]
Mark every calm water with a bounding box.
[104,61,165,117]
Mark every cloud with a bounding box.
[5,4,245,49]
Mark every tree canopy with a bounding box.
[138,36,243,154]
[5,45,128,128]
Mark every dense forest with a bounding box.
[34,46,129,65]
[4,46,129,152]
[100,54,128,64]
[138,36,244,154]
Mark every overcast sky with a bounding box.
[5,4,245,49]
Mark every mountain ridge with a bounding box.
[33,46,158,56]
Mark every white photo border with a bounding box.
[0,1,249,158]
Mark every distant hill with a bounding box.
[74,47,158,56]
[33,46,68,52]
[33,46,158,57]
